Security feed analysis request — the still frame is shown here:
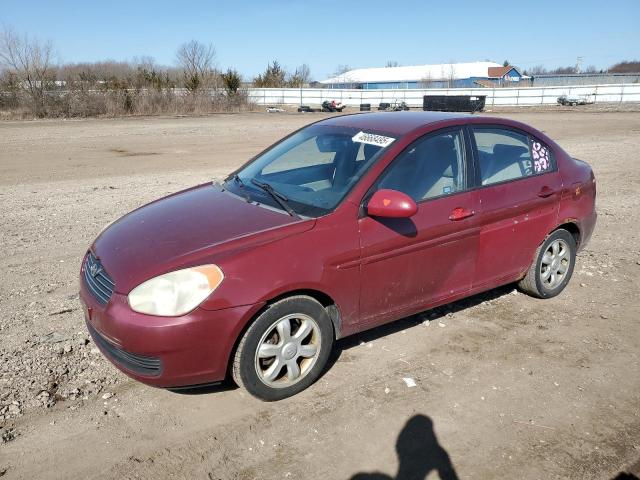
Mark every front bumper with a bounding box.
[80,278,264,388]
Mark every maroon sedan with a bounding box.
[80,112,596,400]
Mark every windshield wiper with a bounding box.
[230,174,245,187]
[250,178,300,218]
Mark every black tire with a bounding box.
[232,296,334,401]
[518,229,577,299]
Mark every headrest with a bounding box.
[430,136,455,152]
[442,164,454,178]
[421,136,457,175]
[493,144,528,158]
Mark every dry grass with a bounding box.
[0,88,255,119]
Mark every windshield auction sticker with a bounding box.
[352,131,395,148]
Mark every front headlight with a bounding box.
[128,265,224,316]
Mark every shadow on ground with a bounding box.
[350,414,459,480]
[611,457,640,480]
[337,284,513,351]
[171,284,514,397]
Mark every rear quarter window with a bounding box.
[530,139,553,174]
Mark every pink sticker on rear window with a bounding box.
[532,141,550,173]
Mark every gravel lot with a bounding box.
[1,110,639,479]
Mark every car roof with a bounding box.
[317,111,473,136]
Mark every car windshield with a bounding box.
[224,124,395,217]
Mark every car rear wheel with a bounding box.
[518,229,577,298]
[232,296,334,401]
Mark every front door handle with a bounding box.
[449,207,475,221]
[537,186,557,198]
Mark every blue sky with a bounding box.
[2,0,638,80]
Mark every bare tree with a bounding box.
[333,64,351,76]
[419,71,433,89]
[330,64,356,87]
[0,29,252,118]
[528,65,548,75]
[288,63,311,87]
[0,27,55,116]
[550,65,576,74]
[175,40,216,92]
[608,60,640,73]
[385,60,399,68]
[132,55,158,71]
[447,64,456,88]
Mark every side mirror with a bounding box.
[367,189,417,218]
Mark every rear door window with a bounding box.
[472,127,553,186]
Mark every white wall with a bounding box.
[248,83,640,108]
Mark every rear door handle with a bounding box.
[537,186,557,198]
[449,207,475,221]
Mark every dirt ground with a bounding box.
[0,110,639,480]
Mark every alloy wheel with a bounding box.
[540,239,571,289]
[254,313,321,388]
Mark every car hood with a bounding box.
[92,183,313,293]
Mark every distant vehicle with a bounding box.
[557,94,594,106]
[322,100,345,112]
[81,112,597,401]
[392,101,410,111]
[379,100,410,111]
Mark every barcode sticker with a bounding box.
[352,131,395,148]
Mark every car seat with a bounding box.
[378,135,459,201]
[481,144,528,184]
[418,136,459,199]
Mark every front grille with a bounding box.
[86,321,162,377]
[83,252,115,305]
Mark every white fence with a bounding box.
[249,83,640,108]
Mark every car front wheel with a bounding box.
[232,296,334,401]
[518,229,577,298]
